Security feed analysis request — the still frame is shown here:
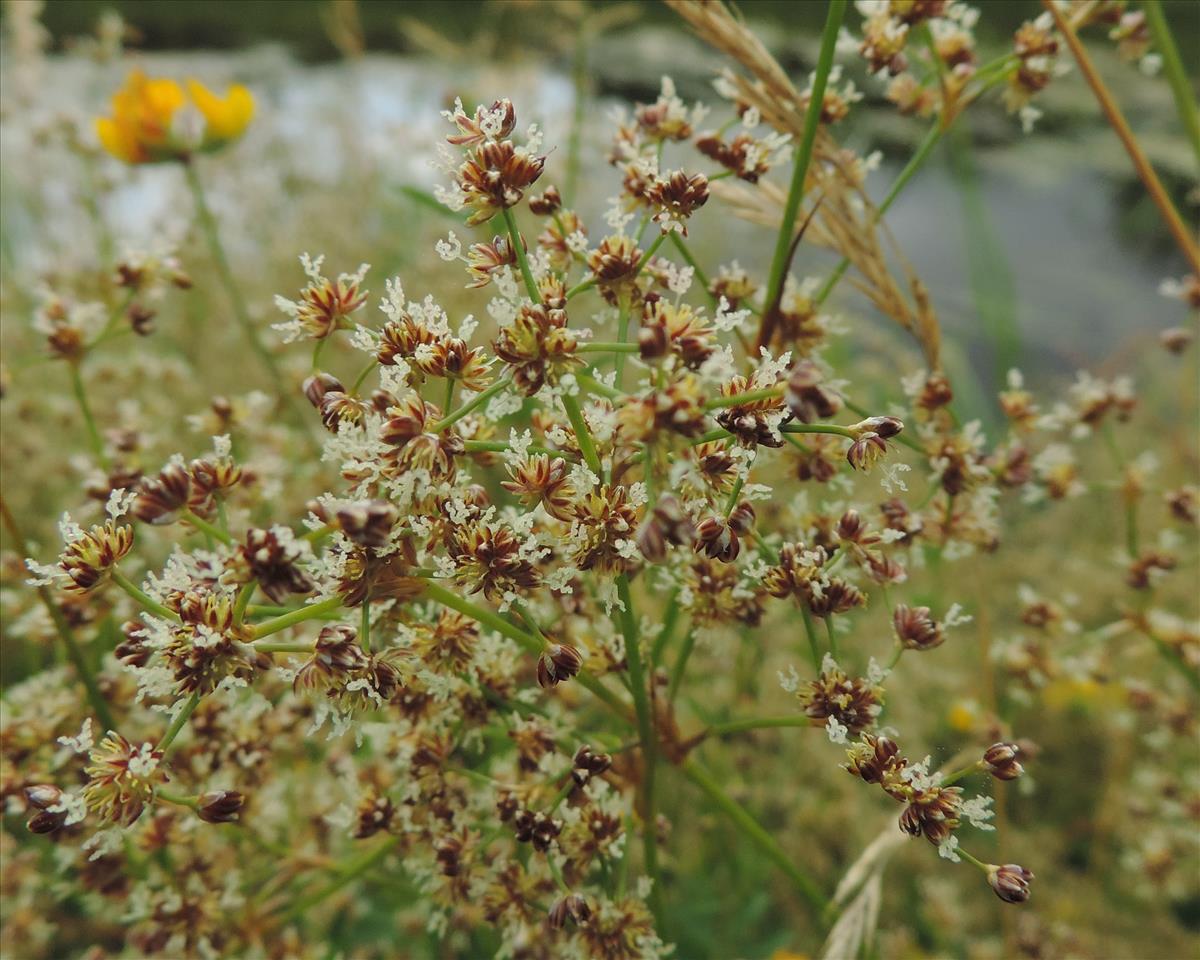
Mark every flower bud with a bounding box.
[987,863,1034,903]
[25,784,64,809]
[893,604,944,651]
[548,892,591,929]
[197,790,245,823]
[537,642,583,688]
[846,433,888,472]
[981,742,1024,781]
[303,372,345,408]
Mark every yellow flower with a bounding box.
[95,70,254,164]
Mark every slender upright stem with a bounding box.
[233,581,256,625]
[252,596,345,639]
[801,605,823,671]
[68,362,109,470]
[111,569,181,622]
[3,496,116,729]
[668,628,696,702]
[181,509,233,546]
[423,581,630,718]
[283,837,400,919]
[566,19,589,205]
[1141,0,1200,171]
[759,0,847,348]
[360,598,372,654]
[683,759,827,914]
[1042,0,1200,275]
[501,207,541,302]
[615,574,662,922]
[184,161,313,435]
[157,692,201,752]
[561,393,604,477]
[615,293,633,387]
[432,377,510,432]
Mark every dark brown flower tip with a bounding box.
[335,499,398,550]
[987,863,1034,903]
[303,372,345,408]
[893,604,944,651]
[197,790,245,823]
[572,745,613,785]
[785,360,842,423]
[536,642,583,688]
[529,185,562,216]
[846,433,889,472]
[1159,327,1193,355]
[981,742,1024,781]
[548,892,591,929]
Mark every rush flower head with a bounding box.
[83,731,168,826]
[58,520,133,593]
[987,863,1035,903]
[95,70,254,164]
[274,255,369,342]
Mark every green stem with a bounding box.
[256,641,314,654]
[1,497,115,729]
[233,581,256,625]
[423,581,630,718]
[957,848,992,873]
[501,207,541,302]
[576,371,624,401]
[615,574,662,923]
[577,341,641,354]
[181,509,233,546]
[350,359,378,394]
[283,837,399,919]
[823,616,839,660]
[111,568,181,622]
[1141,1,1200,172]
[667,232,713,298]
[252,596,345,639]
[801,604,823,671]
[650,590,681,666]
[561,393,604,477]
[432,376,510,432]
[633,233,666,278]
[157,692,201,752]
[781,422,855,439]
[940,761,983,787]
[683,759,827,914]
[762,0,847,331]
[68,362,109,469]
[668,628,696,703]
[565,277,597,300]
[184,161,311,437]
[462,439,578,460]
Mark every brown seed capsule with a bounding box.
[336,500,398,550]
[548,892,591,929]
[893,605,944,651]
[27,810,68,834]
[785,360,842,423]
[303,372,345,408]
[537,642,584,688]
[1159,327,1193,355]
[528,185,562,216]
[197,790,245,823]
[987,863,1034,903]
[572,745,613,785]
[133,463,191,524]
[982,742,1024,781]
[846,433,888,472]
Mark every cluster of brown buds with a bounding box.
[441,98,545,225]
[133,455,243,524]
[196,789,245,824]
[800,657,884,740]
[493,301,583,395]
[513,807,562,852]
[981,742,1025,781]
[695,501,755,563]
[23,784,71,834]
[571,745,613,787]
[645,170,709,234]
[548,893,592,930]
